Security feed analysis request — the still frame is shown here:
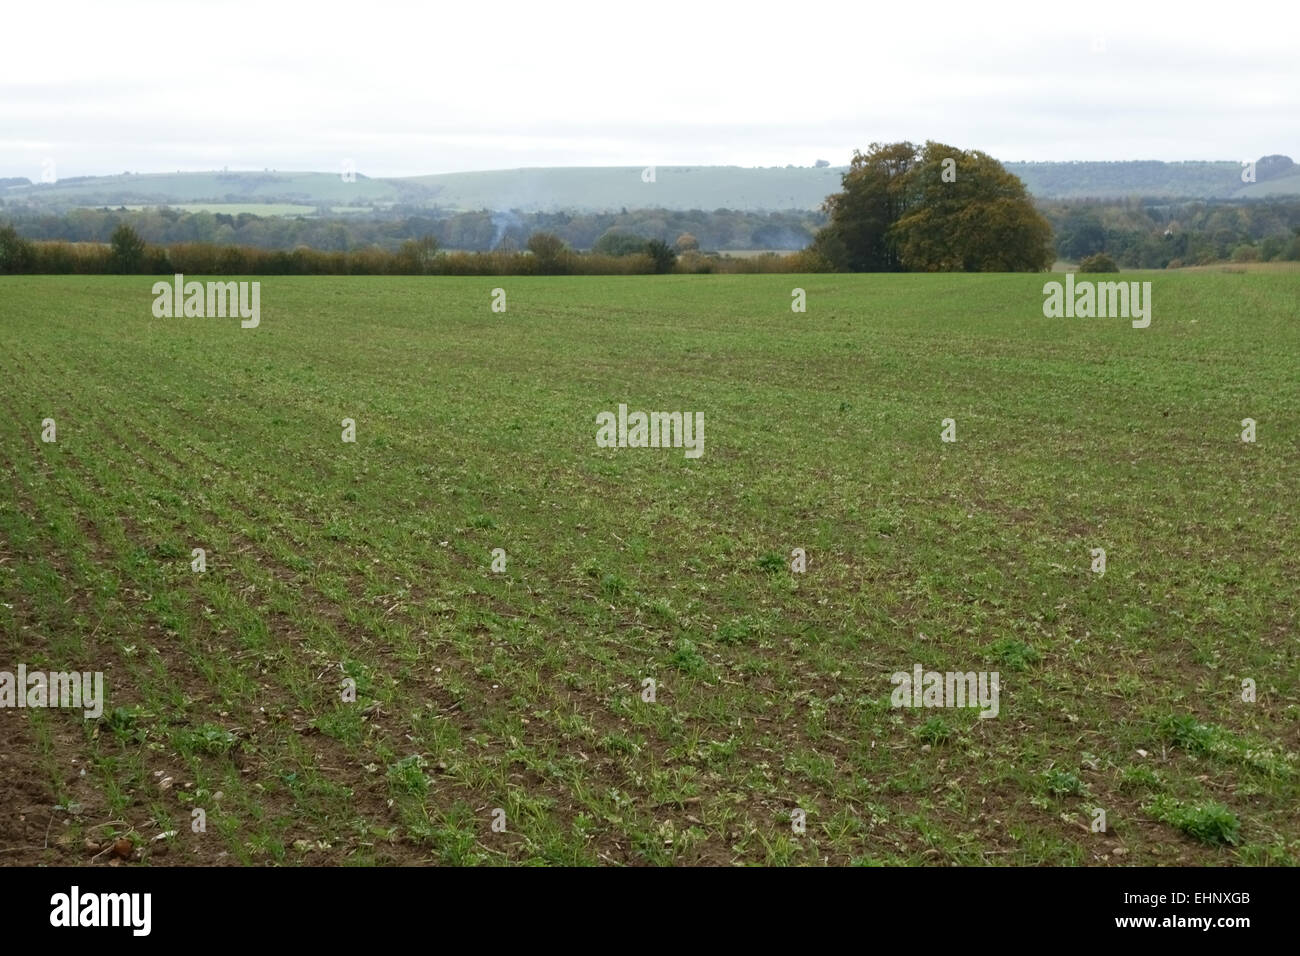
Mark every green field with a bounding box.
[1,273,1297,866]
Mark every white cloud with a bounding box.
[0,0,1295,177]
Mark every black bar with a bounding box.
[0,865,1280,942]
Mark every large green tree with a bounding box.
[815,141,1053,272]
[815,141,919,271]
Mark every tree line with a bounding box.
[1007,155,1296,200]
[0,224,824,276]
[6,142,1300,275]
[1041,198,1300,268]
[0,203,822,254]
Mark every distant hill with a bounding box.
[1,166,843,213]
[1,170,406,206]
[402,165,845,212]
[3,156,1296,215]
[1005,155,1300,200]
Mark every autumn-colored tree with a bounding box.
[675,232,699,252]
[395,235,439,274]
[527,231,570,274]
[892,142,1053,272]
[815,141,1052,272]
[814,141,918,271]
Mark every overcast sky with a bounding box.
[2,0,1295,179]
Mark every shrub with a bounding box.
[787,247,835,272]
[677,251,716,274]
[395,235,439,275]
[0,224,35,273]
[526,231,571,275]
[108,224,147,273]
[146,247,172,274]
[11,237,843,277]
[1259,236,1285,261]
[1078,252,1119,273]
[646,240,677,273]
